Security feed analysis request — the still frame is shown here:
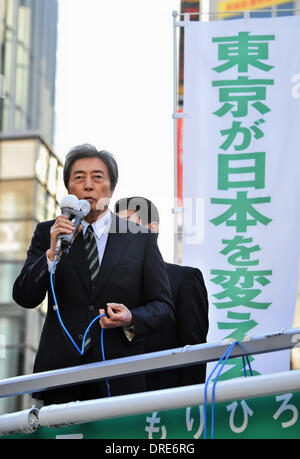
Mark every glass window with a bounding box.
[277,2,294,16]
[250,8,271,18]
[0,1,6,29]
[0,139,37,179]
[36,143,49,185]
[6,0,15,28]
[0,179,35,219]
[1,99,10,131]
[0,316,22,414]
[56,165,66,204]
[46,193,56,220]
[39,295,48,315]
[0,220,35,261]
[0,316,22,347]
[0,316,22,375]
[21,50,30,116]
[35,182,47,222]
[17,3,29,45]
[47,155,57,196]
[0,262,23,303]
[3,39,12,94]
[224,14,243,20]
[55,202,60,217]
[14,106,23,130]
[16,43,25,108]
[22,2,31,50]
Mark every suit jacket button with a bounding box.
[88,305,94,311]
[78,334,83,340]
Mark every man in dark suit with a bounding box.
[13,145,174,405]
[115,197,209,390]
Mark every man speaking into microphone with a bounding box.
[13,144,174,405]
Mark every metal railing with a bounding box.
[1,327,300,436]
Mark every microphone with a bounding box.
[60,194,81,217]
[55,195,80,255]
[60,198,91,255]
[55,196,91,255]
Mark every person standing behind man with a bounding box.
[115,197,209,390]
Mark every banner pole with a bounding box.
[172,10,179,264]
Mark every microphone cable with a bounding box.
[203,340,253,439]
[50,254,111,397]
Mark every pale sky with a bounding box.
[54,0,180,262]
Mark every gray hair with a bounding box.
[63,143,118,191]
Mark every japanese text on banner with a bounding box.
[210,31,275,378]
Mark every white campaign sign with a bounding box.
[182,15,300,377]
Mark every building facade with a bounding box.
[0,0,63,414]
[0,134,65,413]
[0,0,58,144]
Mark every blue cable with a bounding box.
[203,341,238,439]
[203,340,254,439]
[210,341,237,439]
[242,355,253,377]
[50,254,111,397]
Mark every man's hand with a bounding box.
[99,303,133,329]
[47,215,82,261]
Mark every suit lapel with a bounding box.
[90,214,129,300]
[68,231,92,294]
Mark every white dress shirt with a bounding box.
[81,209,111,267]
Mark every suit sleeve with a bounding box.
[13,223,50,309]
[131,234,175,338]
[177,268,209,385]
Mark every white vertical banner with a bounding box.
[182,15,300,378]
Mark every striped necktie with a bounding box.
[84,224,100,286]
[82,225,99,353]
